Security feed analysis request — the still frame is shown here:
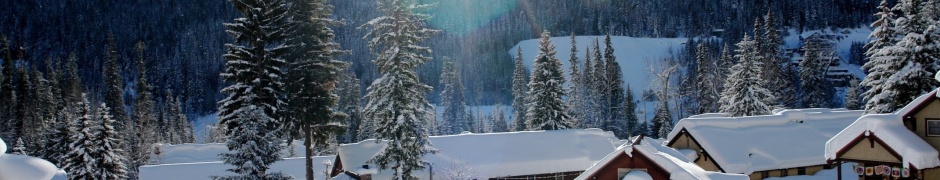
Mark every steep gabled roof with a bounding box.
[666,109,863,174]
[337,129,621,179]
[577,137,747,180]
[826,89,940,169]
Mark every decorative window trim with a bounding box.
[926,119,940,137]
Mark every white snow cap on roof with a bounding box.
[139,156,335,180]
[825,89,940,169]
[578,137,747,180]
[337,129,620,179]
[0,137,6,157]
[666,108,863,174]
[622,170,653,180]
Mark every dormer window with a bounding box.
[927,119,940,136]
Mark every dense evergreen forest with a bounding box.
[0,0,878,117]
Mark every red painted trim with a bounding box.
[665,128,728,173]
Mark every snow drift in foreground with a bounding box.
[0,138,67,180]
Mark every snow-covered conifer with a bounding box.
[604,34,626,137]
[693,42,719,114]
[490,104,509,133]
[217,0,291,177]
[799,35,835,108]
[761,11,797,108]
[624,85,641,137]
[525,31,573,131]
[846,78,863,110]
[129,41,156,178]
[652,103,672,139]
[719,35,774,116]
[103,35,128,131]
[96,103,128,180]
[336,70,362,143]
[360,0,440,178]
[440,57,468,135]
[63,94,97,180]
[11,137,26,155]
[863,0,903,113]
[511,48,528,131]
[567,33,584,128]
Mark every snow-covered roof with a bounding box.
[666,109,863,174]
[139,156,336,180]
[153,141,307,164]
[825,89,940,169]
[577,137,748,180]
[336,128,620,179]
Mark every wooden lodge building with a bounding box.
[826,89,940,180]
[575,136,747,180]
[664,109,864,180]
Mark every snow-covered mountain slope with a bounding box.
[510,36,688,94]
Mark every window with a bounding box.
[798,167,807,175]
[928,120,940,136]
[761,171,769,178]
[781,169,788,176]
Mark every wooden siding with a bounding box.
[912,98,940,150]
[668,131,723,172]
[577,148,671,180]
[840,136,903,163]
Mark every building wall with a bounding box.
[669,132,722,172]
[746,165,825,180]
[912,99,940,150]
[840,136,902,163]
[578,149,670,180]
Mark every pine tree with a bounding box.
[651,103,672,139]
[218,0,291,178]
[693,42,719,114]
[63,94,97,180]
[42,109,71,167]
[103,34,128,132]
[624,85,641,137]
[761,11,797,108]
[30,66,54,155]
[590,38,608,128]
[13,66,32,141]
[281,0,350,178]
[511,48,528,131]
[490,104,509,133]
[863,0,902,114]
[64,52,82,105]
[129,41,156,177]
[439,57,468,135]
[0,35,14,142]
[800,35,835,108]
[96,103,128,180]
[603,34,626,137]
[336,70,362,143]
[11,137,26,155]
[167,93,193,144]
[360,0,440,178]
[719,35,774,117]
[215,105,291,180]
[845,78,863,110]
[717,44,734,84]
[525,31,573,131]
[567,33,584,128]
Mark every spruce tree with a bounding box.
[360,0,440,178]
[96,103,128,180]
[42,109,72,167]
[130,41,156,177]
[800,35,835,108]
[590,38,608,128]
[693,42,719,114]
[511,48,528,131]
[603,34,626,137]
[0,35,13,142]
[103,35,128,131]
[719,35,774,116]
[64,53,82,105]
[31,66,54,154]
[651,102,672,139]
[761,11,797,108]
[439,57,467,135]
[490,104,509,133]
[281,0,350,178]
[63,94,97,180]
[567,33,584,128]
[336,70,362,143]
[525,31,573,131]
[11,137,26,155]
[215,105,290,180]
[217,0,291,178]
[846,78,863,110]
[13,66,32,141]
[624,85,641,137]
[580,44,596,128]
[863,0,903,114]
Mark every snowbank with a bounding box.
[338,129,620,179]
[153,140,307,165]
[666,109,863,174]
[0,154,66,180]
[139,156,335,180]
[825,89,940,169]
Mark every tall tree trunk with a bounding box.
[305,124,314,180]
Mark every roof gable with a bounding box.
[576,137,748,180]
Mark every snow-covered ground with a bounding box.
[139,156,336,180]
[152,141,308,165]
[0,138,67,180]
